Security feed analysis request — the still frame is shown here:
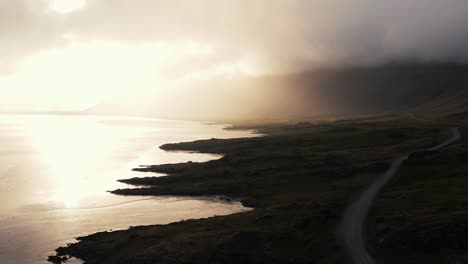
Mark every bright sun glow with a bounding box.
[50,0,86,13]
[0,40,215,112]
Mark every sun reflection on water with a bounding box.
[22,115,155,208]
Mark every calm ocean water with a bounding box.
[0,115,254,263]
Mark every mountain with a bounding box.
[87,63,468,122]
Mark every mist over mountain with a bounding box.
[88,62,468,121]
[2,1,468,120]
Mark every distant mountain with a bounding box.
[87,62,468,122]
[410,86,468,121]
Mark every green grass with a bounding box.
[370,126,468,264]
[50,117,450,264]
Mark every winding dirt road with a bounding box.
[338,127,461,264]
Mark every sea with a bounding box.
[0,114,255,263]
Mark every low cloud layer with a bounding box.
[2,0,468,73]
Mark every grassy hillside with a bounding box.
[49,116,449,263]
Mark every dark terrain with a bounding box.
[49,113,468,264]
[370,126,468,263]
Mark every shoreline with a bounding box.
[49,116,460,263]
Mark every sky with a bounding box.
[1,0,468,113]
